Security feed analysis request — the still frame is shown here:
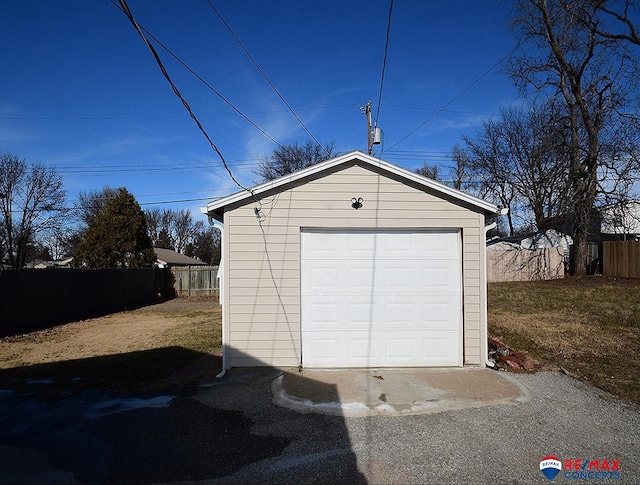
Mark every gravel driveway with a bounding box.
[0,369,638,484]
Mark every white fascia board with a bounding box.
[204,150,364,213]
[205,150,501,215]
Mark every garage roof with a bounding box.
[203,150,501,220]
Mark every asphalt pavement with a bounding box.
[0,368,638,484]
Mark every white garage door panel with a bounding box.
[304,261,459,295]
[302,230,462,367]
[303,330,460,367]
[307,297,459,330]
[305,231,459,259]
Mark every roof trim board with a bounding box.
[203,150,500,219]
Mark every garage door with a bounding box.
[301,230,462,367]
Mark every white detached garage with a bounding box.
[203,151,501,372]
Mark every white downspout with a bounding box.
[202,209,227,378]
[213,219,226,378]
[483,220,497,368]
[483,208,508,368]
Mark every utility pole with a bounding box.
[362,101,373,155]
[361,101,382,155]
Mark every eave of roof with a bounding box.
[153,247,205,266]
[203,150,500,220]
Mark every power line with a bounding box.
[137,196,221,206]
[51,151,456,177]
[135,189,228,199]
[383,104,499,117]
[53,158,262,177]
[205,0,331,156]
[383,43,521,153]
[0,103,363,121]
[116,0,252,195]
[375,0,394,127]
[1,103,497,122]
[7,196,224,214]
[110,0,283,152]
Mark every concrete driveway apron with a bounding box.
[272,367,527,416]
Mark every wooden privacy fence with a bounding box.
[487,246,565,282]
[603,241,640,278]
[171,265,219,297]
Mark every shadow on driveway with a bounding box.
[0,348,366,484]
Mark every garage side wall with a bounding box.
[224,164,486,367]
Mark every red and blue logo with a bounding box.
[540,456,621,481]
[540,456,563,480]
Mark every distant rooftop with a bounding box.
[154,248,206,267]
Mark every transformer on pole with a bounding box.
[361,101,382,155]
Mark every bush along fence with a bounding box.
[0,268,169,338]
[170,266,219,297]
[603,240,640,279]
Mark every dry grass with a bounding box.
[0,297,221,395]
[488,277,640,404]
[3,280,638,403]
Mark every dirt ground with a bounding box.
[0,297,220,371]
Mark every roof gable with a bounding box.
[203,150,500,220]
[154,247,206,266]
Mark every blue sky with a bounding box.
[0,1,520,221]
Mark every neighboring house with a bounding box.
[54,257,74,268]
[486,229,572,282]
[6,257,71,269]
[22,258,73,269]
[154,248,217,297]
[551,202,640,275]
[202,150,501,372]
[153,248,206,268]
[600,200,640,241]
[24,259,51,269]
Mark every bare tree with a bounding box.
[458,100,575,236]
[144,208,204,254]
[185,227,221,265]
[145,207,172,248]
[172,209,204,254]
[508,0,640,274]
[591,0,640,46]
[460,117,518,235]
[500,101,574,231]
[0,153,66,269]
[76,186,120,227]
[414,163,441,181]
[0,216,6,267]
[255,140,338,182]
[450,145,476,192]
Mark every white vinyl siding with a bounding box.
[222,163,485,368]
